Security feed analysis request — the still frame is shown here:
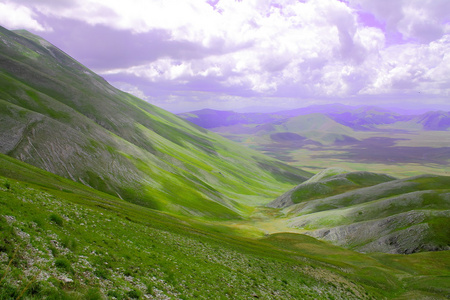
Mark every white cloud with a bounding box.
[4,0,449,100]
[349,0,450,42]
[0,2,49,31]
[111,82,149,100]
[99,0,357,93]
[361,34,450,96]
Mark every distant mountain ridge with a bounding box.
[408,111,450,131]
[179,106,449,132]
[178,109,282,128]
[179,106,450,174]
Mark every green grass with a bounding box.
[269,168,396,208]
[285,174,450,215]
[0,164,366,299]
[1,156,449,299]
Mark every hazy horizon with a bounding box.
[174,101,450,114]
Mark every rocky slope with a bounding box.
[275,170,450,254]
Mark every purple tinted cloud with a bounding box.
[0,0,449,112]
[37,18,229,70]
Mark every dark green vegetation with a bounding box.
[1,26,450,298]
[181,108,450,177]
[0,26,310,219]
[269,168,450,254]
[1,155,450,299]
[268,168,397,208]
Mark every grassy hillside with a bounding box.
[213,113,358,146]
[0,26,311,219]
[275,170,450,253]
[0,155,351,299]
[1,155,450,299]
[268,168,396,208]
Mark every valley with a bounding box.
[1,154,449,299]
[0,26,449,299]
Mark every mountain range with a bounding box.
[180,105,450,132]
[180,107,450,177]
[1,26,449,299]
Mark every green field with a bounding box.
[287,130,450,177]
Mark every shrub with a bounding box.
[27,281,43,295]
[3,180,10,190]
[107,290,123,299]
[32,217,44,228]
[85,288,103,300]
[0,282,19,299]
[54,258,73,274]
[126,289,142,299]
[94,267,109,279]
[49,214,64,226]
[43,288,72,300]
[61,236,77,251]
[49,245,59,257]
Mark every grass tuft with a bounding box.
[49,214,64,226]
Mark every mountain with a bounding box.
[212,113,359,146]
[180,105,403,131]
[180,106,404,146]
[275,103,355,117]
[0,26,310,219]
[177,104,357,130]
[327,106,401,130]
[178,109,282,128]
[181,107,450,177]
[278,113,358,144]
[384,111,450,131]
[274,169,450,254]
[415,111,450,130]
[180,105,450,133]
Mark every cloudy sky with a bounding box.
[1,0,449,113]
